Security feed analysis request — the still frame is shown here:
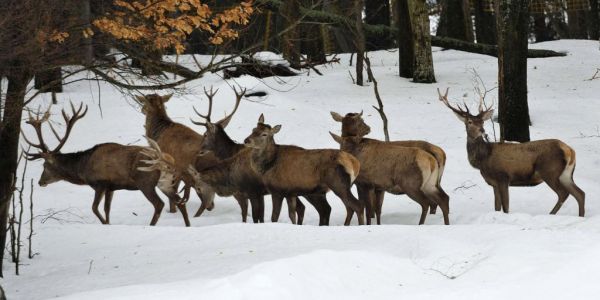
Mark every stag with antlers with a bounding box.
[23,103,191,226]
[190,89,332,225]
[137,92,216,217]
[438,88,585,216]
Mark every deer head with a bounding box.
[191,86,245,155]
[243,114,281,149]
[330,110,370,137]
[136,94,173,115]
[437,88,494,140]
[22,103,88,186]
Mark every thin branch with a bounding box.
[364,54,390,142]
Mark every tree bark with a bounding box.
[397,0,414,78]
[496,0,530,142]
[365,0,393,50]
[353,0,365,85]
[280,0,301,67]
[0,67,32,277]
[474,0,497,44]
[408,0,435,83]
[438,0,474,42]
[568,9,588,39]
[301,0,327,64]
[34,68,63,93]
[589,0,600,40]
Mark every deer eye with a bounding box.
[261,133,268,137]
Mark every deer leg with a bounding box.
[498,184,510,213]
[493,186,502,212]
[374,190,385,225]
[295,198,305,225]
[425,188,450,225]
[103,191,114,225]
[140,188,165,226]
[332,186,364,225]
[92,189,107,224]
[558,172,586,217]
[286,196,298,225]
[175,202,191,227]
[270,194,284,223]
[544,176,570,215]
[303,194,331,226]
[357,184,373,225]
[406,190,430,225]
[249,195,265,223]
[233,194,249,223]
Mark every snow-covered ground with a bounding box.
[2,40,599,300]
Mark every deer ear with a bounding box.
[329,132,343,144]
[135,95,146,103]
[480,109,494,121]
[453,112,467,123]
[258,113,265,124]
[162,94,173,102]
[330,112,344,122]
[271,125,281,134]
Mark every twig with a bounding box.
[28,178,36,259]
[88,260,94,275]
[585,68,600,81]
[453,181,477,192]
[347,70,355,84]
[364,54,390,142]
[576,126,600,138]
[470,69,497,141]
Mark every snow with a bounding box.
[2,40,600,299]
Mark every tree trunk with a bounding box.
[34,68,63,93]
[408,0,435,83]
[365,0,393,50]
[438,0,474,42]
[568,9,588,39]
[590,0,600,40]
[496,0,530,142]
[354,0,365,85]
[474,0,497,44]
[280,0,301,67]
[533,12,553,42]
[0,68,32,278]
[301,0,327,64]
[397,0,414,78]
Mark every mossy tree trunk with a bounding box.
[408,0,435,83]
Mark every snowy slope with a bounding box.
[2,40,600,300]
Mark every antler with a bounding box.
[138,137,177,173]
[215,86,245,127]
[473,85,494,116]
[191,86,218,126]
[437,88,472,117]
[22,102,88,160]
[51,102,88,153]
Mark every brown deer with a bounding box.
[329,132,449,225]
[192,104,332,225]
[23,104,191,226]
[330,111,448,222]
[136,93,215,217]
[243,115,365,225]
[438,88,585,216]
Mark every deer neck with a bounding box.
[466,136,491,169]
[54,151,92,185]
[145,110,172,140]
[194,160,234,194]
[251,142,278,174]
[214,132,245,160]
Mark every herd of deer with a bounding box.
[22,87,586,227]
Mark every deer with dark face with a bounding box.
[137,93,215,216]
[438,88,585,216]
[23,104,191,226]
[192,102,332,225]
[329,132,449,225]
[243,115,365,225]
[330,111,448,221]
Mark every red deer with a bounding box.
[192,99,332,225]
[330,111,447,220]
[243,115,365,225]
[329,132,450,225]
[23,104,191,226]
[136,93,215,216]
[438,88,585,216]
